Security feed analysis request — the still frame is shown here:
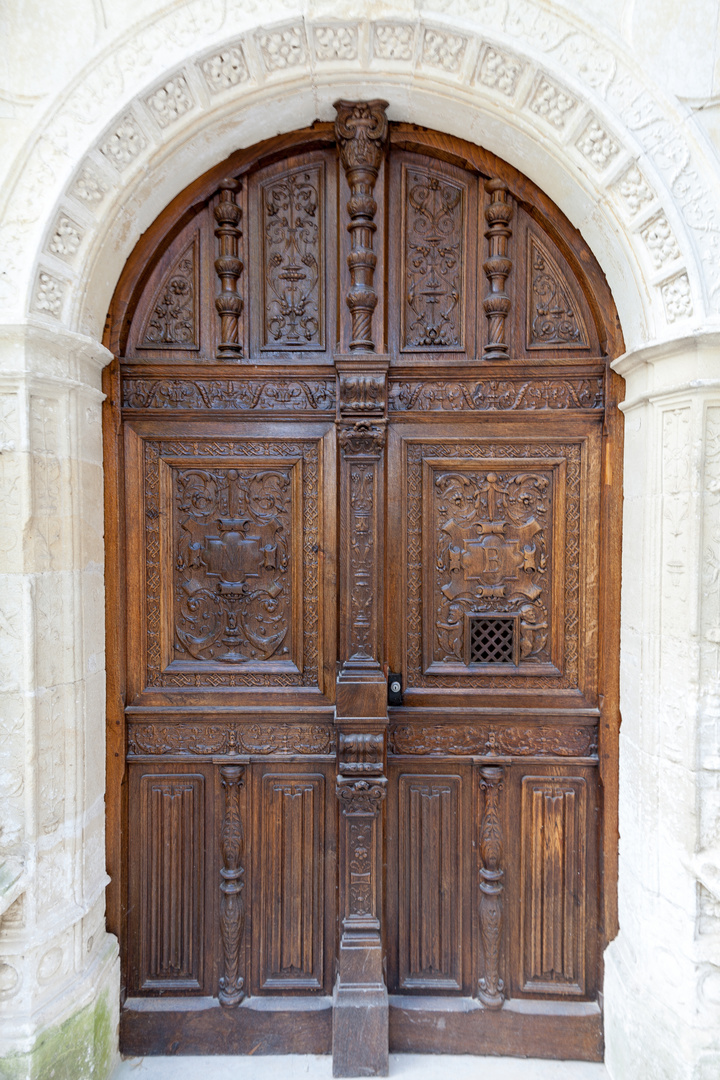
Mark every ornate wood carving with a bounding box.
[528,235,589,349]
[122,377,336,411]
[336,777,387,916]
[261,165,323,348]
[214,179,244,358]
[405,441,580,690]
[402,167,465,349]
[521,776,587,994]
[338,732,384,775]
[260,774,325,990]
[173,466,292,665]
[219,764,245,1006]
[388,376,604,412]
[431,466,552,668]
[398,774,462,990]
[477,765,505,1009]
[139,775,203,989]
[482,179,513,359]
[337,420,386,456]
[388,722,598,758]
[338,372,385,415]
[127,721,336,757]
[139,238,198,349]
[142,438,319,688]
[334,100,389,351]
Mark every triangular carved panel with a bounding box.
[139,235,199,349]
[526,234,589,350]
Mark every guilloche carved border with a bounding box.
[127,720,336,757]
[388,721,598,758]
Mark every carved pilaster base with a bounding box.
[332,968,389,1078]
[336,663,387,718]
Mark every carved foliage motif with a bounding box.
[339,372,385,415]
[528,237,589,348]
[143,439,319,688]
[219,765,245,1006]
[339,732,384,775]
[406,441,580,689]
[123,378,336,411]
[337,420,386,456]
[348,462,376,660]
[127,722,336,757]
[262,166,323,348]
[388,722,598,758]
[173,467,292,665]
[432,467,552,666]
[389,378,603,412]
[403,167,464,348]
[139,238,198,348]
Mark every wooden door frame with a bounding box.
[102,117,624,1057]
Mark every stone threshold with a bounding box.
[113,1053,609,1078]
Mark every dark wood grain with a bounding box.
[104,113,623,1070]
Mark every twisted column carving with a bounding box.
[482,179,513,359]
[334,100,389,352]
[214,179,244,359]
[478,765,505,1009]
[219,764,245,1006]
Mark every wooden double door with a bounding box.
[104,102,622,1072]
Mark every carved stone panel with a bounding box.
[520,776,587,994]
[260,164,324,350]
[398,774,462,990]
[402,164,466,350]
[259,773,325,990]
[139,436,320,689]
[138,236,199,350]
[403,440,582,691]
[138,774,204,990]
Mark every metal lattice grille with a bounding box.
[469,616,515,665]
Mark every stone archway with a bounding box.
[1,5,719,1079]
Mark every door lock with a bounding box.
[388,672,403,706]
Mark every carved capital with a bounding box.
[339,372,386,416]
[336,776,387,815]
[337,420,386,456]
[334,99,389,173]
[339,732,385,776]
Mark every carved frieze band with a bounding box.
[388,722,597,758]
[214,179,244,359]
[334,99,389,351]
[127,722,336,757]
[122,377,336,411]
[388,377,603,412]
[219,764,245,1006]
[478,765,505,1009]
[483,180,513,359]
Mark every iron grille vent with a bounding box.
[468,616,516,665]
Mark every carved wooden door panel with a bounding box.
[105,104,622,1071]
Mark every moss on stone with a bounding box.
[0,991,115,1080]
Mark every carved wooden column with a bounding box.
[214,178,244,359]
[477,764,505,1009]
[333,760,388,1076]
[482,179,513,359]
[334,100,388,351]
[218,763,245,1006]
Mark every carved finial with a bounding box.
[483,179,513,360]
[334,100,389,352]
[214,178,244,359]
